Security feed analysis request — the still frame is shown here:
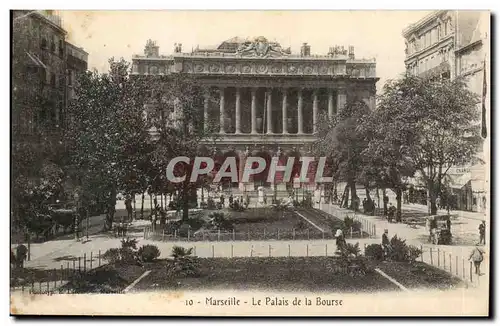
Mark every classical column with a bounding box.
[235,87,241,134]
[251,87,257,134]
[203,88,210,131]
[297,88,304,134]
[337,90,347,115]
[312,89,318,133]
[282,88,288,134]
[328,89,334,118]
[266,89,273,134]
[219,87,225,134]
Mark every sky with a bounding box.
[58,10,431,90]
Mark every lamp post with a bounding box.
[73,192,80,241]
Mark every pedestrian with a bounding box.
[478,221,486,245]
[335,229,346,253]
[382,229,391,259]
[383,194,389,216]
[125,194,133,222]
[229,194,234,206]
[387,203,395,223]
[469,246,485,275]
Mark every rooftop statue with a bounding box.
[236,36,291,58]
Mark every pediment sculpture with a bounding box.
[236,36,291,58]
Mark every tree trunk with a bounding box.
[149,193,153,212]
[140,192,145,219]
[342,184,349,208]
[376,187,380,211]
[349,180,357,210]
[160,192,164,209]
[365,186,372,202]
[182,185,190,221]
[395,187,402,222]
[427,179,438,215]
[382,188,388,215]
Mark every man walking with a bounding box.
[478,221,486,245]
[469,246,485,275]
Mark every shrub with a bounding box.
[407,245,423,263]
[295,220,309,230]
[207,212,234,231]
[389,235,408,261]
[340,242,361,258]
[178,223,191,238]
[171,246,200,277]
[102,248,121,264]
[365,244,384,260]
[121,238,138,250]
[137,245,161,262]
[164,220,182,235]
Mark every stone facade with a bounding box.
[131,37,378,192]
[403,11,490,213]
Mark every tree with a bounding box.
[146,74,219,221]
[375,75,481,215]
[315,100,371,209]
[66,58,152,231]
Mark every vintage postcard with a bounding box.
[10,10,490,316]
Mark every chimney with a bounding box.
[349,46,355,59]
[300,43,311,57]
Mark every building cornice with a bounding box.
[455,39,483,54]
[402,10,448,38]
[404,33,454,64]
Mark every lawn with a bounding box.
[133,257,400,293]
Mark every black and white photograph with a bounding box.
[9,9,490,316]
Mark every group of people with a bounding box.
[218,193,250,209]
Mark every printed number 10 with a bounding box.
[185,299,193,306]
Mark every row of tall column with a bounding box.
[203,87,347,134]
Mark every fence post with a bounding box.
[264,228,266,239]
[373,224,376,237]
[449,254,452,273]
[217,229,220,242]
[60,265,64,285]
[455,256,458,276]
[325,244,328,256]
[31,281,34,294]
[187,229,190,242]
[293,228,295,240]
[53,269,57,288]
[66,262,70,278]
[83,253,87,272]
[277,229,280,240]
[231,244,234,258]
[470,261,473,282]
[306,244,309,257]
[437,248,440,267]
[250,245,253,257]
[421,245,423,262]
[39,281,42,294]
[307,228,310,240]
[46,280,50,293]
[268,244,271,257]
[430,248,433,265]
[162,230,165,241]
[233,229,235,241]
[212,245,215,258]
[78,257,81,272]
[98,250,101,267]
[90,252,93,269]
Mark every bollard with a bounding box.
[212,245,215,258]
[84,253,87,272]
[449,254,452,273]
[269,244,271,257]
[288,244,291,257]
[231,244,234,258]
[98,250,101,266]
[90,252,93,269]
[306,244,309,257]
[421,245,424,262]
[430,248,433,265]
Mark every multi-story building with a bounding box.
[402,11,490,212]
[131,37,378,192]
[65,41,88,126]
